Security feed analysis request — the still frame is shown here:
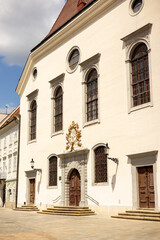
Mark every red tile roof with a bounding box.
[0,106,20,129]
[45,0,94,39]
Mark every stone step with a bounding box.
[38,206,95,216]
[111,215,160,222]
[37,211,95,216]
[53,206,89,209]
[47,207,92,212]
[119,213,160,218]
[126,210,160,215]
[13,205,39,211]
[42,209,94,214]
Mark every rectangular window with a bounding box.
[49,157,57,186]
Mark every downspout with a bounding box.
[15,114,21,208]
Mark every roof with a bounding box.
[45,0,94,39]
[31,0,96,52]
[0,106,20,129]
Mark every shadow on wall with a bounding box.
[111,164,118,191]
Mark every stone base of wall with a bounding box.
[5,201,15,209]
[89,205,132,217]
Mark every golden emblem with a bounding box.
[66,121,82,151]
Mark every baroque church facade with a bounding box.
[16,0,160,215]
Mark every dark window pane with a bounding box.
[95,146,107,183]
[54,87,63,132]
[131,43,150,107]
[30,100,37,140]
[49,156,57,186]
[86,69,98,122]
[69,49,80,70]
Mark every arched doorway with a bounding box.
[69,169,81,206]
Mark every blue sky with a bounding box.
[0,0,65,113]
[0,57,22,113]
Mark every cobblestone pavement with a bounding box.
[0,208,160,240]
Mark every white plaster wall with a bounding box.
[18,0,160,212]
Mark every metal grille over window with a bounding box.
[30,100,37,140]
[49,156,57,186]
[95,146,107,183]
[87,69,98,122]
[69,49,80,70]
[54,86,63,132]
[131,43,150,107]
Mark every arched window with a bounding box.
[86,69,98,122]
[54,86,63,132]
[131,43,150,107]
[95,146,107,183]
[49,156,57,186]
[30,100,37,140]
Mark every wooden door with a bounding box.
[29,179,35,204]
[138,166,155,208]
[69,169,81,206]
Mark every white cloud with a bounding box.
[0,0,65,66]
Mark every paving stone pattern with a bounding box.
[0,208,160,240]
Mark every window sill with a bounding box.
[128,102,153,114]
[92,182,109,186]
[47,186,58,189]
[83,119,100,128]
[51,130,64,138]
[28,139,37,145]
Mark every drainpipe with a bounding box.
[15,114,21,208]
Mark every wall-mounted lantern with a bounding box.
[30,159,42,172]
[105,143,119,164]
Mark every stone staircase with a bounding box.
[13,205,39,211]
[111,209,160,222]
[37,206,95,216]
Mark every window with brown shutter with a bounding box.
[54,86,63,132]
[30,100,37,140]
[49,156,57,186]
[86,69,98,122]
[131,43,150,107]
[95,146,107,183]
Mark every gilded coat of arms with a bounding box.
[66,121,82,152]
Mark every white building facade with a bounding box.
[16,0,160,215]
[0,106,19,208]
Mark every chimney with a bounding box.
[77,0,87,11]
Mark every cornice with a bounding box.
[16,0,118,95]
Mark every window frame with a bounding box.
[121,24,153,113]
[47,155,58,188]
[86,68,98,123]
[29,100,37,141]
[129,0,144,16]
[130,43,150,107]
[127,40,152,113]
[80,53,101,128]
[66,46,80,73]
[49,73,64,137]
[26,89,39,143]
[54,86,63,133]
